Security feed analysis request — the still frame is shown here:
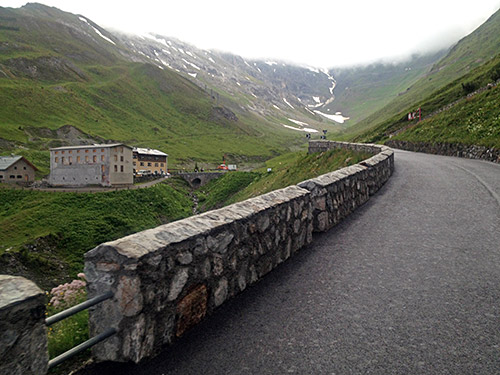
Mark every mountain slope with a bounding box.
[342,6,500,138]
[352,48,500,149]
[0,3,344,173]
[326,51,446,124]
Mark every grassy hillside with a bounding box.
[389,84,500,148]
[354,52,500,148]
[0,4,303,172]
[197,148,373,211]
[0,179,193,288]
[340,6,500,138]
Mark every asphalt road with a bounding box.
[85,150,500,375]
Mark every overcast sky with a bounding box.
[3,0,500,67]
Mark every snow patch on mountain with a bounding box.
[282,124,318,133]
[182,59,200,70]
[283,98,294,109]
[79,17,116,45]
[314,110,349,124]
[288,118,310,127]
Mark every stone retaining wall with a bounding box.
[0,275,48,375]
[85,186,314,362]
[302,141,394,232]
[385,140,499,164]
[84,141,394,363]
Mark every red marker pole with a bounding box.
[418,107,421,122]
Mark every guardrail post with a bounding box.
[0,275,48,375]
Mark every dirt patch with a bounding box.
[24,124,105,146]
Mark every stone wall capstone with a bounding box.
[84,140,394,364]
[0,275,48,375]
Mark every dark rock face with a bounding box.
[4,56,88,81]
[211,106,238,122]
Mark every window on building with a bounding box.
[120,156,124,162]
[17,175,22,179]
[160,163,164,167]
[55,151,59,155]
[120,165,124,172]
[101,155,105,161]
[69,156,72,164]
[77,150,80,153]
[133,162,136,166]
[154,163,158,167]
[0,175,3,179]
[10,175,15,179]
[55,157,59,163]
[14,166,17,170]
[77,156,81,163]
[101,149,104,152]
[85,149,89,153]
[147,162,152,166]
[23,166,26,170]
[114,155,117,162]
[120,147,123,153]
[85,156,89,162]
[140,162,144,166]
[114,165,118,172]
[93,155,97,162]
[93,149,96,153]
[68,150,72,154]
[62,151,65,154]
[61,157,65,163]
[101,165,105,173]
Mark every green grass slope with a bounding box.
[354,52,500,148]
[341,6,500,138]
[197,148,373,211]
[0,179,193,288]
[389,84,500,148]
[328,51,445,124]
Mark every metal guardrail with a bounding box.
[46,290,115,369]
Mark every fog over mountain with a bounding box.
[3,0,500,68]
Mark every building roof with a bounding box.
[133,147,168,157]
[49,143,132,151]
[0,155,38,171]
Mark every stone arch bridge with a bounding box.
[178,171,226,188]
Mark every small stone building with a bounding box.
[133,147,168,176]
[49,144,133,187]
[0,155,38,184]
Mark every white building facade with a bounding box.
[49,144,133,186]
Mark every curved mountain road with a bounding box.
[86,150,500,375]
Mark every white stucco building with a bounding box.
[49,144,133,186]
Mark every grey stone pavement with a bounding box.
[85,150,500,375]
